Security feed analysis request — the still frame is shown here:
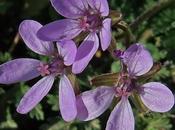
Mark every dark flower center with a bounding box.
[37,57,65,76]
[79,9,103,32]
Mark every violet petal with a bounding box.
[100,18,112,51]
[57,40,77,66]
[0,58,40,84]
[76,95,88,120]
[19,20,54,56]
[123,43,153,76]
[87,0,109,16]
[76,86,115,121]
[50,0,88,19]
[140,82,175,112]
[37,19,82,41]
[17,75,55,114]
[72,33,99,74]
[106,96,134,130]
[59,75,77,122]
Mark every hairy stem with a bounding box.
[115,21,135,47]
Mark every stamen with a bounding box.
[37,63,50,76]
[79,16,90,31]
[116,87,129,97]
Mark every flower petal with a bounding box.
[59,75,77,122]
[76,86,115,121]
[19,20,54,56]
[17,75,55,114]
[0,58,40,84]
[57,40,77,66]
[87,0,109,16]
[72,33,99,74]
[140,82,175,112]
[106,96,135,130]
[100,18,112,51]
[123,43,153,76]
[37,19,82,41]
[50,0,88,19]
[76,95,88,120]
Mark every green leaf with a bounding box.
[47,94,59,111]
[0,108,18,129]
[111,61,121,73]
[0,52,12,63]
[40,118,71,130]
[29,104,44,120]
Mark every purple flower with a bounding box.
[37,0,112,74]
[0,20,78,122]
[76,44,175,130]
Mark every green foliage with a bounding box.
[136,112,172,130]
[146,43,167,61]
[0,108,18,129]
[29,104,44,120]
[0,87,5,95]
[0,52,12,63]
[111,61,121,73]
[47,94,59,111]
[40,118,101,130]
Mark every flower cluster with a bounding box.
[0,0,174,130]
[76,44,174,130]
[37,0,112,74]
[0,20,78,121]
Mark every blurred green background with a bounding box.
[0,0,175,130]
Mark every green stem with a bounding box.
[131,91,149,113]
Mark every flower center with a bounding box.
[37,63,50,77]
[118,72,131,85]
[115,87,130,97]
[79,9,103,32]
[37,57,65,76]
[114,72,134,97]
